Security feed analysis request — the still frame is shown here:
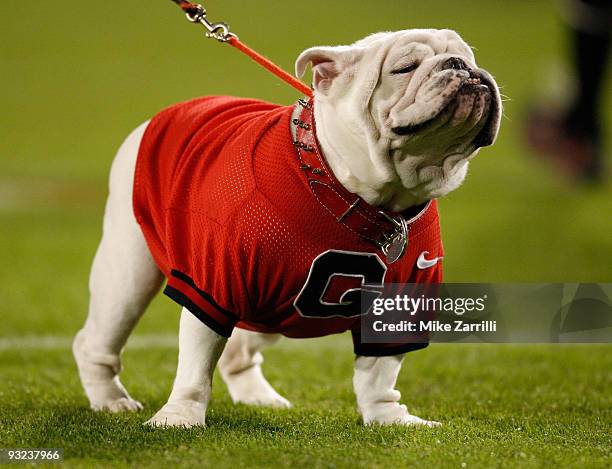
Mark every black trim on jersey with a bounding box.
[169,269,238,319]
[164,285,234,338]
[353,341,429,357]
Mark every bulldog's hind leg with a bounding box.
[73,121,164,412]
[218,329,291,408]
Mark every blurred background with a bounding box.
[1,0,610,338]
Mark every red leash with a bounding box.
[228,39,313,97]
[170,0,313,98]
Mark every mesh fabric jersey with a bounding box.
[133,96,444,356]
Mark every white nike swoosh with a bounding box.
[416,251,443,269]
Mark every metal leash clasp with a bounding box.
[184,4,238,42]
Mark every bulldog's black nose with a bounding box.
[443,57,470,71]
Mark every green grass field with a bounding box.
[1,0,611,467]
[1,340,610,468]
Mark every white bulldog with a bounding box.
[73,29,501,428]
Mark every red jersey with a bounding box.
[133,96,443,356]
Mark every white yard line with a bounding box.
[0,334,177,351]
[0,334,348,351]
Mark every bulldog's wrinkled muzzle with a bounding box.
[391,57,501,148]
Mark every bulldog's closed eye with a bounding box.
[391,62,419,74]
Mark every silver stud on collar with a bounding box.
[297,98,312,109]
[293,140,314,152]
[292,118,311,130]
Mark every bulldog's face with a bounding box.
[296,29,502,210]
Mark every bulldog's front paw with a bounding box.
[145,400,206,428]
[361,403,441,427]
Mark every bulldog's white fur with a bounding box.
[73,29,501,428]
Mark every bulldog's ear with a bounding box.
[295,46,351,95]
